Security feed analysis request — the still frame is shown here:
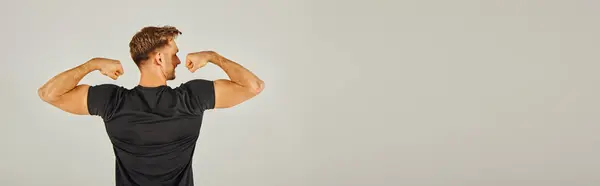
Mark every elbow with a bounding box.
[37,88,57,103]
[241,79,264,97]
[38,88,50,102]
[38,88,47,101]
[251,79,264,95]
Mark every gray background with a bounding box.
[1,0,600,185]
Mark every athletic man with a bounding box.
[37,26,265,186]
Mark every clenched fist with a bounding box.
[88,57,124,80]
[185,51,217,73]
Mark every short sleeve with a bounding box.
[87,84,122,119]
[177,79,216,112]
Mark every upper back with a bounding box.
[86,79,215,185]
[88,79,216,144]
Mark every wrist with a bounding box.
[83,58,101,71]
[209,52,225,65]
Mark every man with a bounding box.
[37,26,265,186]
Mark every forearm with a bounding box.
[38,60,98,101]
[210,52,264,92]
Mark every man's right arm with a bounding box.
[38,57,124,115]
[209,52,264,108]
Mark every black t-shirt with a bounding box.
[87,79,215,186]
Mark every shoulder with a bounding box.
[89,83,122,90]
[180,79,214,88]
[87,84,128,102]
[174,79,216,111]
[175,79,215,93]
[88,84,126,95]
[87,84,127,118]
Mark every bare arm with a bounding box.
[209,52,265,108]
[186,51,264,108]
[37,58,123,115]
[211,52,264,90]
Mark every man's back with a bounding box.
[37,27,264,185]
[88,79,216,186]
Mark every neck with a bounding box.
[138,67,167,87]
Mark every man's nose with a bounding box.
[180,55,185,63]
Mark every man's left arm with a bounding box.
[37,57,123,115]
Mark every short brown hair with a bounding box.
[129,26,182,65]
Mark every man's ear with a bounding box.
[153,52,163,65]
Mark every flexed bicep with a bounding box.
[41,85,91,115]
[213,79,262,109]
